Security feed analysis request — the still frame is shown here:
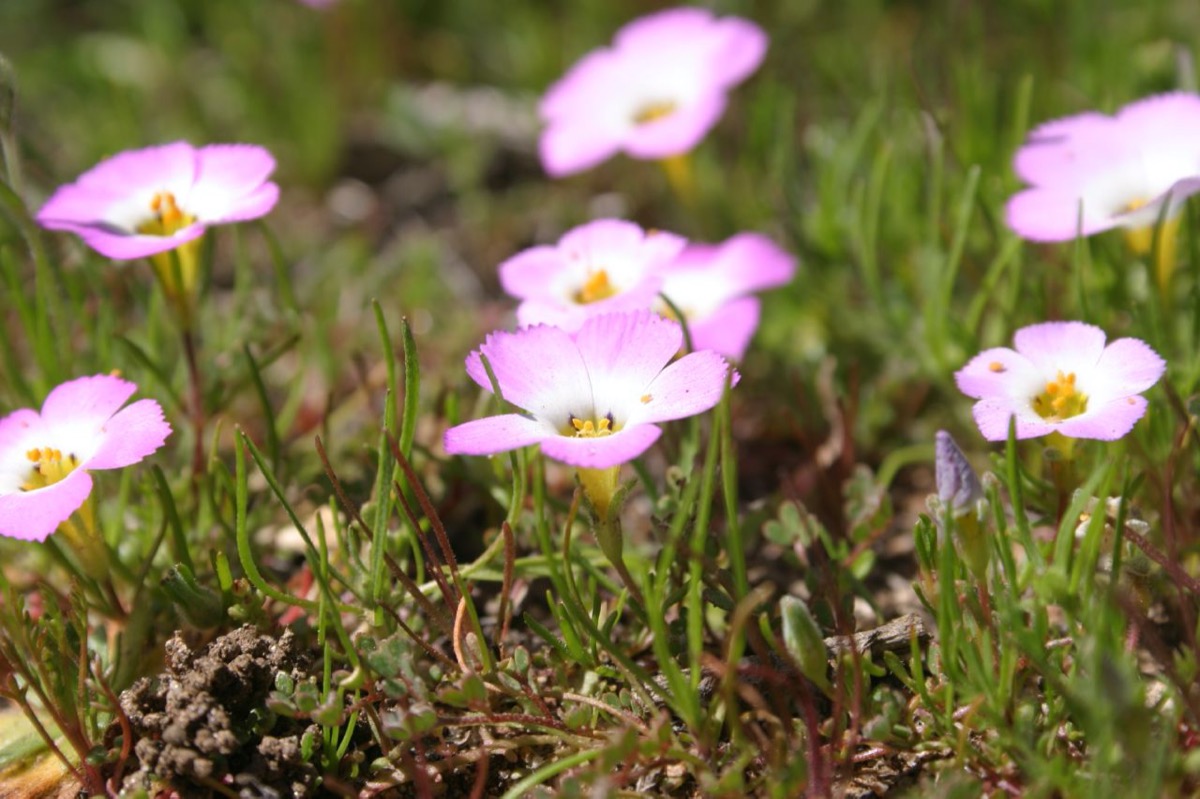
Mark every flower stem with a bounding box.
[659,153,695,205]
[594,512,645,611]
[181,324,206,500]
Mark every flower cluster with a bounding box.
[499,219,795,359]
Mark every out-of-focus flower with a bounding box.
[1006,93,1200,241]
[444,311,735,470]
[538,6,767,177]
[37,141,279,260]
[657,232,795,359]
[36,142,278,301]
[1005,93,1200,288]
[499,219,686,332]
[955,321,1165,442]
[0,374,171,542]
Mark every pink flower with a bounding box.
[539,7,767,177]
[955,322,1165,441]
[0,375,171,541]
[656,232,795,359]
[499,219,686,332]
[1005,93,1200,242]
[36,141,279,260]
[444,311,735,468]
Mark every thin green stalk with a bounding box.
[497,747,604,799]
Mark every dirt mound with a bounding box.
[117,625,319,798]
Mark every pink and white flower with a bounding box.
[444,311,735,468]
[656,232,795,359]
[0,374,171,542]
[539,7,768,177]
[1005,93,1200,242]
[499,219,686,332]
[955,322,1165,442]
[36,141,279,260]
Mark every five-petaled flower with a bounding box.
[538,6,767,177]
[36,141,279,271]
[443,311,736,469]
[656,232,795,359]
[0,374,171,542]
[499,219,686,333]
[955,321,1165,442]
[1005,93,1200,247]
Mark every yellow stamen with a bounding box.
[575,269,616,304]
[22,447,79,491]
[633,100,678,125]
[988,361,1005,373]
[571,416,614,438]
[1032,370,1088,422]
[137,191,202,319]
[142,191,194,235]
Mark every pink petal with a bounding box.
[0,409,43,451]
[539,120,622,177]
[1004,186,1116,241]
[1116,92,1200,144]
[444,414,552,456]
[630,350,735,426]
[1056,396,1149,440]
[557,218,650,260]
[41,374,137,430]
[614,7,718,51]
[0,469,94,542]
[465,326,592,425]
[75,141,197,196]
[35,185,128,229]
[1091,337,1166,398]
[515,284,660,333]
[623,92,728,159]
[667,232,796,295]
[1012,112,1127,187]
[76,223,208,260]
[573,311,681,397]
[86,399,172,470]
[498,245,565,300]
[970,397,1056,441]
[539,423,662,468]
[686,296,760,359]
[954,347,1043,400]
[209,182,280,224]
[708,17,768,88]
[1013,321,1108,375]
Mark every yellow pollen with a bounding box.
[139,191,196,237]
[1032,370,1088,422]
[571,416,614,438]
[575,269,617,304]
[988,361,1005,373]
[640,394,652,404]
[633,100,678,125]
[21,446,79,491]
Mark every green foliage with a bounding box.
[1,0,1200,796]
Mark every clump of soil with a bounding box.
[116,625,319,798]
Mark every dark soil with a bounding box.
[116,625,319,799]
